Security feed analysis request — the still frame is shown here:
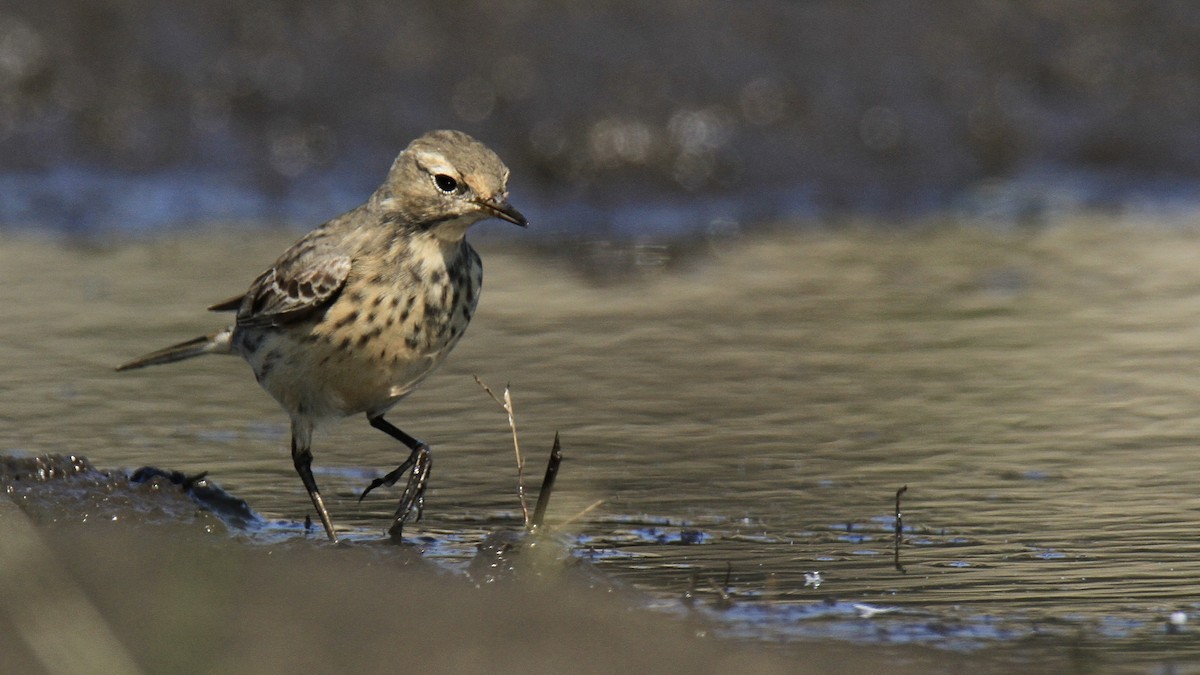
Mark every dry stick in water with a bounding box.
[529,432,563,532]
[535,443,606,532]
[474,379,603,534]
[529,435,605,534]
[894,485,908,573]
[525,433,603,534]
[475,376,530,525]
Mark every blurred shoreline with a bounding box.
[3,1,1199,236]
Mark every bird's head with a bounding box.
[374,130,528,241]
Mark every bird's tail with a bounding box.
[116,327,234,371]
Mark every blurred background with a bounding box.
[8,4,1200,667]
[1,0,1198,237]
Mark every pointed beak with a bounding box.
[480,198,529,227]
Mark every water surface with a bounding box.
[5,220,1200,668]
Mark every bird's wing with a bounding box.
[229,242,353,328]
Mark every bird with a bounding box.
[117,129,528,543]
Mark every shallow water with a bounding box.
[6,220,1200,668]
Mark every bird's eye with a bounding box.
[434,174,458,193]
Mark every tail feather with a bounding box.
[116,327,233,371]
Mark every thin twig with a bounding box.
[475,375,529,525]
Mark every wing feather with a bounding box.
[234,245,352,328]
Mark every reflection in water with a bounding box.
[4,220,1200,662]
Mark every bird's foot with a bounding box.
[359,441,430,501]
[387,445,432,544]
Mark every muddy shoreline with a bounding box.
[0,452,1011,674]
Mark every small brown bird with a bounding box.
[118,130,527,543]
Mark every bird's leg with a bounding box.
[291,423,338,542]
[361,415,433,539]
[361,415,430,493]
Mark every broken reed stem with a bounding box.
[475,376,529,526]
[529,432,563,532]
[502,386,529,526]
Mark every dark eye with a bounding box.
[434,174,458,193]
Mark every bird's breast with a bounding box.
[234,239,482,419]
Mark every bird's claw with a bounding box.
[359,442,429,502]
[387,445,432,544]
[359,467,405,502]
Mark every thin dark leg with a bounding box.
[360,415,432,540]
[292,433,338,542]
[369,416,425,451]
[360,415,428,495]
